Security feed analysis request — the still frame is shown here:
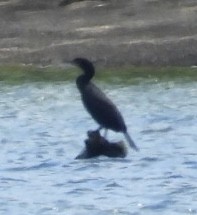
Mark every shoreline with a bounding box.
[0,64,197,83]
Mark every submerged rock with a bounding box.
[75,130,128,159]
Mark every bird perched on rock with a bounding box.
[72,57,139,152]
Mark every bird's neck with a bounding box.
[82,65,95,81]
[76,68,95,92]
[76,74,90,92]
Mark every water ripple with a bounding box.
[141,126,173,134]
[0,80,197,214]
[4,161,58,172]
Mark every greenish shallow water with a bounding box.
[0,66,197,215]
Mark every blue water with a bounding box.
[0,78,197,215]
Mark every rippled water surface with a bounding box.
[0,69,197,215]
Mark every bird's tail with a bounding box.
[124,132,139,152]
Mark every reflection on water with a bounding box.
[0,70,197,214]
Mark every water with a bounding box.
[0,72,197,215]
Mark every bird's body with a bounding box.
[80,82,126,132]
[73,58,139,151]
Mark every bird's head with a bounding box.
[72,58,95,77]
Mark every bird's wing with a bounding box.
[82,83,126,131]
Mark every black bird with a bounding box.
[73,58,139,151]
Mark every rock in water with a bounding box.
[75,130,128,159]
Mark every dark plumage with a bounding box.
[73,58,139,151]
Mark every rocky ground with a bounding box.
[0,0,197,67]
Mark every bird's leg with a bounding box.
[96,126,102,132]
[95,126,103,135]
[96,127,108,138]
[88,126,102,136]
[103,129,108,138]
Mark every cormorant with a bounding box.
[73,58,139,152]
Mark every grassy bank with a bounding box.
[0,64,196,83]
